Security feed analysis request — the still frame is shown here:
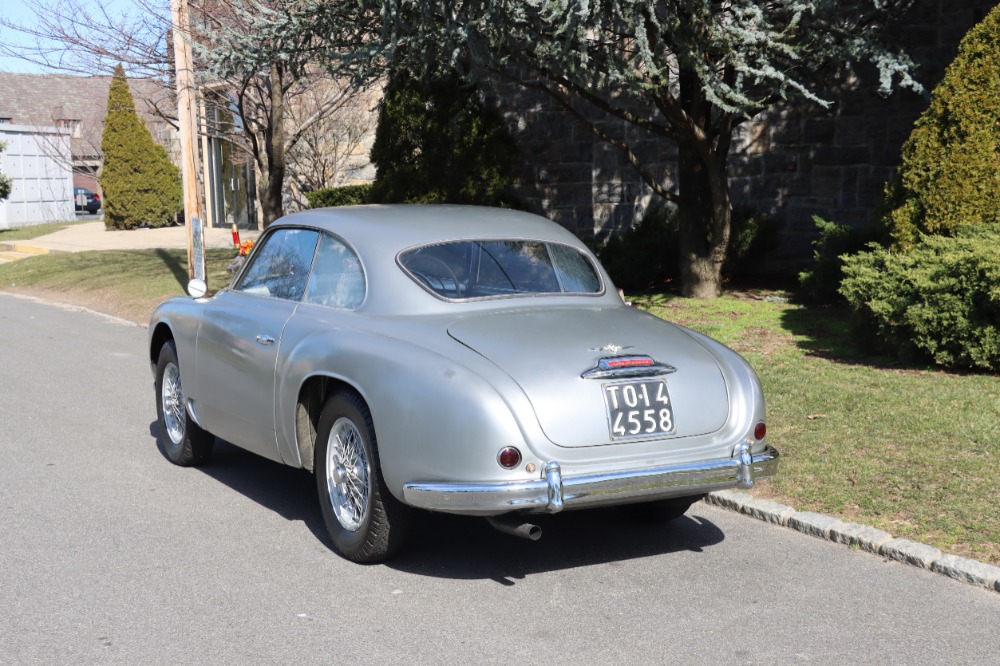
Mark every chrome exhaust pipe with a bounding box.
[486,515,542,541]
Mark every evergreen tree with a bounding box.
[100,64,182,230]
[368,71,518,206]
[882,5,1000,248]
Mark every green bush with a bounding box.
[368,71,519,206]
[100,64,182,230]
[881,6,1000,248]
[839,228,1000,371]
[598,207,680,291]
[598,205,777,292]
[0,141,11,202]
[798,216,885,304]
[305,184,372,208]
[726,206,780,278]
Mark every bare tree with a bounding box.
[284,78,378,211]
[0,0,373,227]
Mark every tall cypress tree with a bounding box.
[100,64,182,230]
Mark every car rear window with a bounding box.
[399,240,602,300]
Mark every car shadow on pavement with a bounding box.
[160,430,727,584]
[389,509,725,585]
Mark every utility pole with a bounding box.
[170,0,206,283]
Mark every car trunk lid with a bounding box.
[447,307,729,447]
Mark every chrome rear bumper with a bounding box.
[402,443,779,515]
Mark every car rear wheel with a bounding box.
[617,494,705,523]
[155,340,214,466]
[315,390,409,563]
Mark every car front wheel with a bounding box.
[315,390,409,563]
[155,340,214,466]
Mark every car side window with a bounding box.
[303,233,366,309]
[235,228,319,301]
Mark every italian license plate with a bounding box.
[603,379,676,440]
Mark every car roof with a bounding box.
[264,204,618,315]
[271,204,584,251]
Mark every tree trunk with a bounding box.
[676,71,731,299]
[260,61,286,227]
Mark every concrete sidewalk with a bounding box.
[0,221,256,259]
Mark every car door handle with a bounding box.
[255,334,276,346]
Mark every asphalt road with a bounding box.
[1,293,997,665]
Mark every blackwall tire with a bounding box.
[154,340,214,466]
[315,390,410,563]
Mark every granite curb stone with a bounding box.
[786,511,842,539]
[741,498,796,526]
[879,539,941,569]
[931,554,1000,591]
[828,522,893,554]
[706,490,998,594]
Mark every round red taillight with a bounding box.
[754,422,767,441]
[497,447,522,469]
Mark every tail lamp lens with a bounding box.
[754,422,767,441]
[497,447,522,469]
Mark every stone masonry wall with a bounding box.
[486,1,995,267]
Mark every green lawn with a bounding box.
[0,220,87,241]
[636,292,1000,564]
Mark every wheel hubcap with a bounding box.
[161,362,185,447]
[325,417,370,532]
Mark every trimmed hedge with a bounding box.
[881,5,1000,247]
[305,184,372,208]
[839,228,1000,371]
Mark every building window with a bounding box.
[0,118,11,124]
[56,119,82,138]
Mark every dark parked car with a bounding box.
[74,187,101,214]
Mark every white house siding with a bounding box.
[0,124,74,229]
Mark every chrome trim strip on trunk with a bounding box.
[402,445,779,514]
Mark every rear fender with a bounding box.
[276,330,540,500]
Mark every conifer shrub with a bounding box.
[368,72,518,206]
[100,64,182,230]
[305,184,372,208]
[798,216,886,304]
[881,5,1000,248]
[839,228,1000,371]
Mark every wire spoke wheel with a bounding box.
[154,340,214,467]
[325,417,371,532]
[160,361,185,447]
[315,390,410,562]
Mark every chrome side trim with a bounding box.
[402,445,779,514]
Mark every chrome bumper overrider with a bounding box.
[402,443,779,514]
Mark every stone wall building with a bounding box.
[486,0,995,267]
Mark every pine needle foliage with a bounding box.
[100,64,182,230]
[882,5,1000,248]
[368,72,519,206]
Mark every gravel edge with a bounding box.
[706,490,1000,594]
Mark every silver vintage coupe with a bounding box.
[149,205,778,562]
